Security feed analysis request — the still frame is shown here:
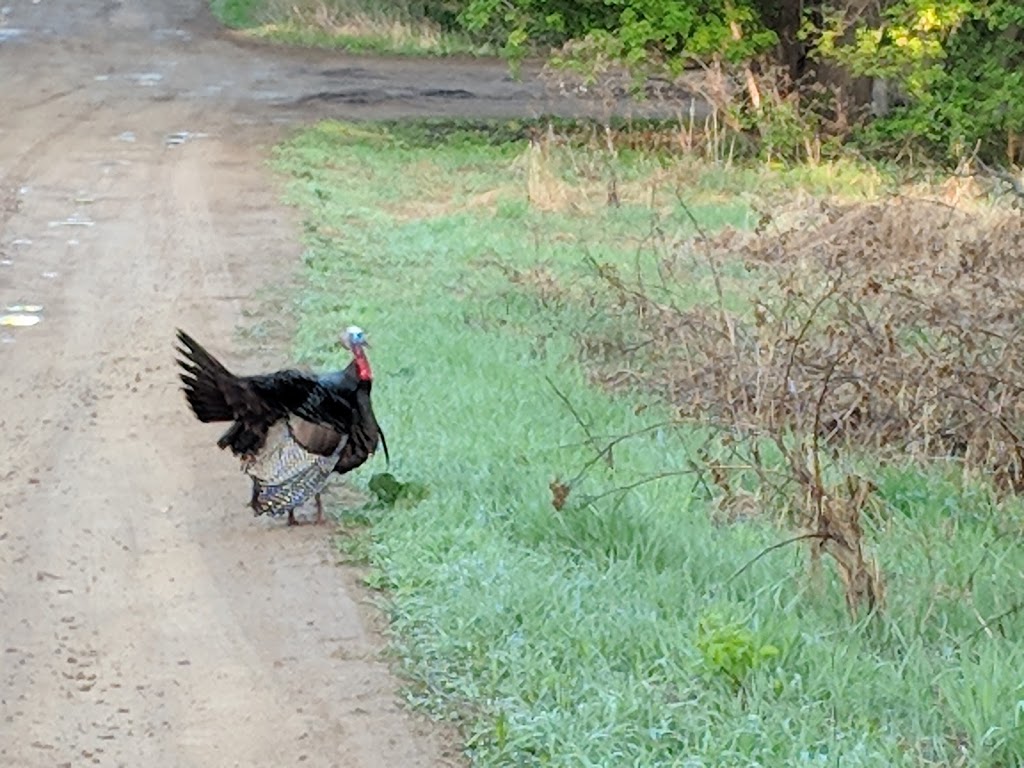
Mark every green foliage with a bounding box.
[458,0,777,66]
[814,0,1024,162]
[694,609,781,690]
[811,1,972,82]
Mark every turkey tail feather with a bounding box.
[175,329,235,423]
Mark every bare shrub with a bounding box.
[589,197,1024,492]
[571,196,1024,616]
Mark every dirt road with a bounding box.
[0,1,618,765]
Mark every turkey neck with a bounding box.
[352,345,372,382]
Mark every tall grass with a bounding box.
[271,120,1024,767]
[210,0,491,56]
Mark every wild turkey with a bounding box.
[175,325,388,525]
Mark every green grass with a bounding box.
[210,0,261,28]
[271,119,1024,767]
[210,0,493,56]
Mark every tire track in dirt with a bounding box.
[0,96,88,233]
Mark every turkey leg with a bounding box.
[314,493,325,525]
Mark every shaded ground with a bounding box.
[0,0,654,764]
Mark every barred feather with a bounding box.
[243,421,347,517]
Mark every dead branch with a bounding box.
[974,158,1024,201]
[726,532,830,584]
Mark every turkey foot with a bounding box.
[314,493,325,525]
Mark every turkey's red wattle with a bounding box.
[353,347,373,381]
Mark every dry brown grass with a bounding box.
[384,187,517,221]
[514,133,680,214]
[521,138,585,213]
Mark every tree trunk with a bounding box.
[801,0,879,127]
[760,0,807,82]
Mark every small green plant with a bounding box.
[368,472,430,509]
[694,609,780,691]
[335,525,374,563]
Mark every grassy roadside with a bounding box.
[210,0,492,56]
[271,120,1024,767]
